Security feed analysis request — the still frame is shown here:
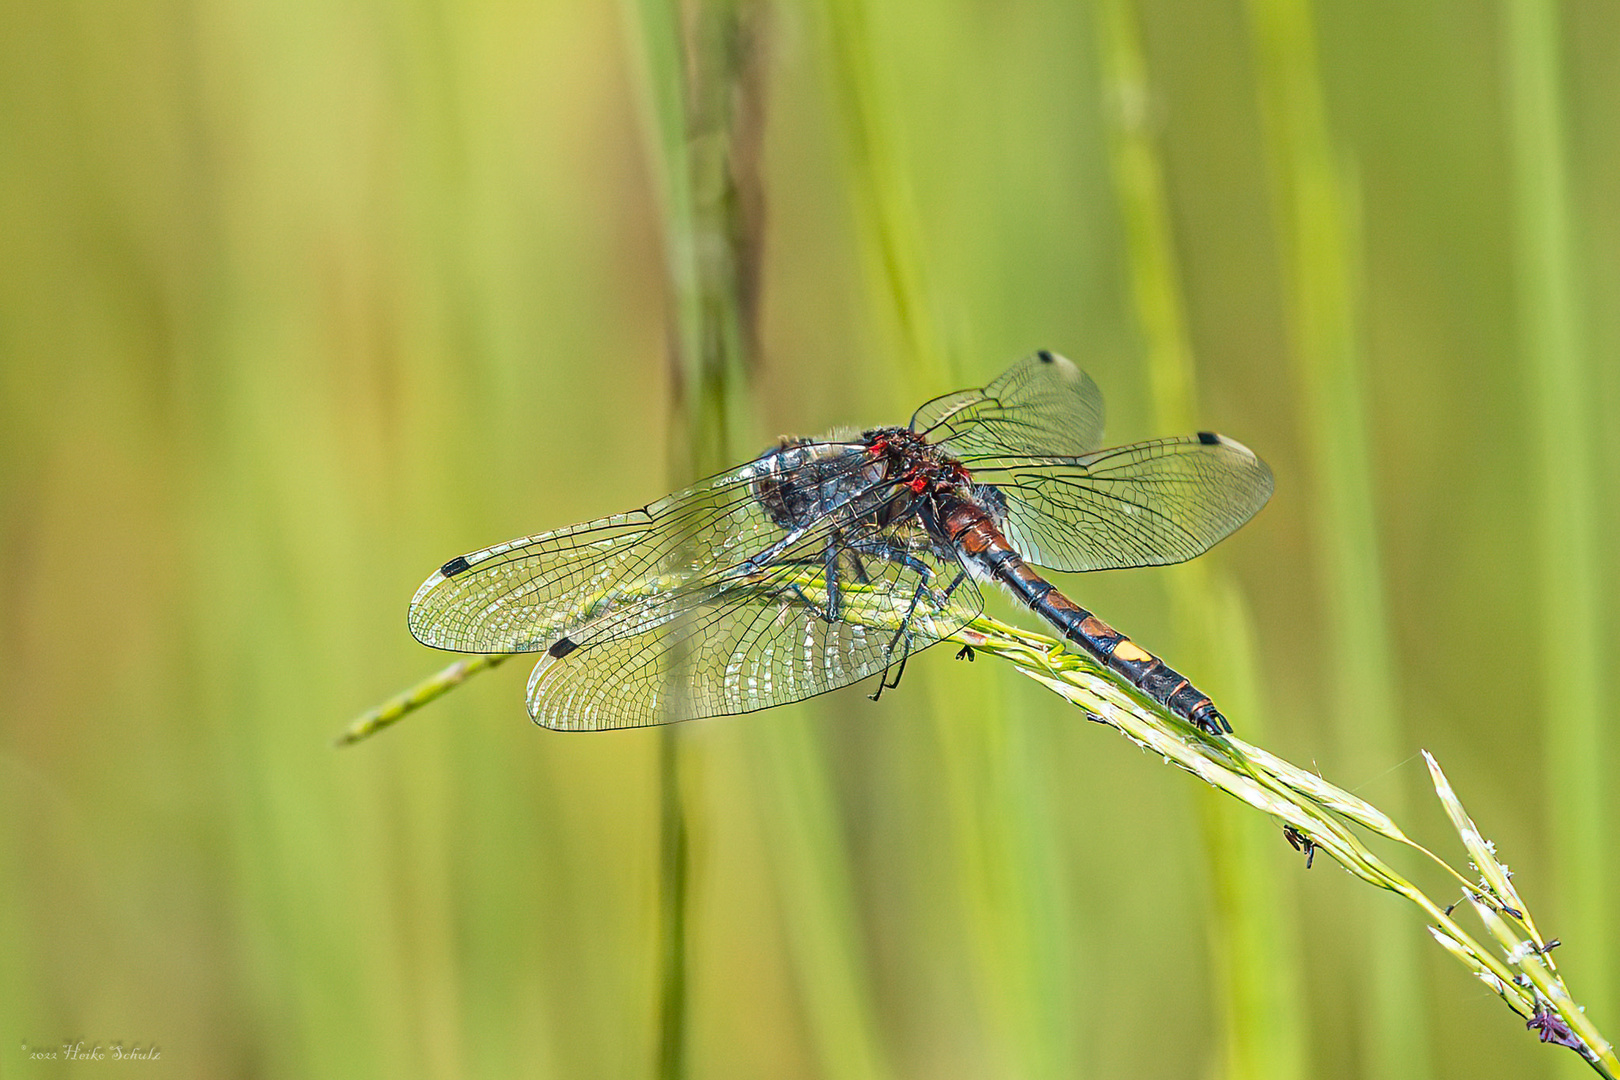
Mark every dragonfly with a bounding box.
[408,352,1272,734]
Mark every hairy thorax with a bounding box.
[751,426,984,534]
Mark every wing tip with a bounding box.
[407,548,491,647]
[1031,348,1080,377]
[526,640,664,731]
[406,570,450,647]
[1199,431,1276,506]
[405,611,444,650]
[410,571,445,602]
[1196,431,1267,465]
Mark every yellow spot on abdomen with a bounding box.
[1113,640,1153,663]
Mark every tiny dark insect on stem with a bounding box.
[1528,1000,1584,1050]
[1282,825,1316,869]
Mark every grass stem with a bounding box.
[951,615,1618,1078]
[334,654,513,747]
[339,609,1619,1076]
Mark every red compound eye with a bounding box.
[908,475,928,494]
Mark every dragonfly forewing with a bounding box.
[408,445,876,654]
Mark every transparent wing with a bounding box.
[408,443,876,654]
[971,433,1273,573]
[524,534,982,730]
[909,350,1106,457]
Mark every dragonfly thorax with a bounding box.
[859,426,973,495]
[750,426,973,534]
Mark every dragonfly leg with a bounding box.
[868,575,931,702]
[822,541,843,622]
[842,539,946,602]
[741,523,818,576]
[762,552,843,624]
[867,642,912,701]
[780,583,837,623]
[937,568,968,605]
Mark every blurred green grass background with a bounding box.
[2,0,1616,1077]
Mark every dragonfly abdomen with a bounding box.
[945,505,1230,735]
